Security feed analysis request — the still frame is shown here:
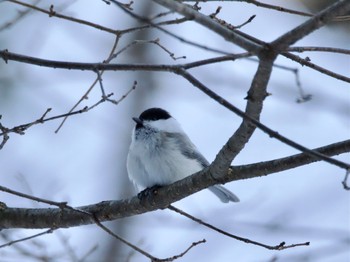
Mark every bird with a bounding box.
[126,107,239,203]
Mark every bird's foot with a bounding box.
[137,185,161,201]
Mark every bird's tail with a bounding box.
[208,185,240,203]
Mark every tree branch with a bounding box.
[271,0,350,50]
[210,55,275,177]
[7,0,119,35]
[282,52,350,83]
[168,205,309,250]
[1,139,348,229]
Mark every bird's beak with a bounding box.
[132,117,143,125]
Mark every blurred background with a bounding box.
[0,0,349,261]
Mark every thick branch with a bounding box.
[231,139,350,181]
[210,56,275,177]
[1,139,349,229]
[271,0,350,50]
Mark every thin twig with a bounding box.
[108,0,241,55]
[95,70,107,98]
[55,34,121,133]
[0,185,68,209]
[183,52,252,69]
[209,5,256,31]
[0,107,88,137]
[168,205,310,250]
[159,239,206,262]
[342,169,350,190]
[7,0,119,35]
[235,15,256,29]
[93,213,205,262]
[0,82,135,140]
[92,214,160,261]
[242,0,313,17]
[109,38,186,62]
[0,229,54,249]
[0,0,41,31]
[294,68,312,103]
[152,38,187,60]
[288,46,350,55]
[0,117,10,149]
[283,52,350,83]
[117,16,190,35]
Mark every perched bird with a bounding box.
[127,107,239,203]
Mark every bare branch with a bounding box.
[183,52,252,69]
[168,205,309,250]
[0,185,69,208]
[271,1,350,50]
[342,169,350,190]
[109,38,186,61]
[0,229,54,249]
[210,56,275,173]
[93,213,206,261]
[240,0,313,17]
[231,139,350,181]
[55,35,121,132]
[283,52,350,83]
[209,5,256,30]
[0,0,41,31]
[186,0,349,22]
[7,0,119,35]
[159,239,206,261]
[0,107,87,140]
[0,139,348,229]
[0,117,10,149]
[92,215,160,261]
[107,0,236,55]
[288,46,350,55]
[0,80,135,140]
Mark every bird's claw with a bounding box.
[137,185,161,201]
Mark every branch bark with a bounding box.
[271,0,350,50]
[1,139,349,229]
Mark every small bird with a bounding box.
[127,107,239,203]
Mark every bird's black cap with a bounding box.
[138,108,171,121]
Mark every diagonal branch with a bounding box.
[282,52,350,83]
[210,56,275,176]
[168,205,309,250]
[271,0,350,50]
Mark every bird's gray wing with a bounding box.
[166,132,240,203]
[166,132,209,168]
